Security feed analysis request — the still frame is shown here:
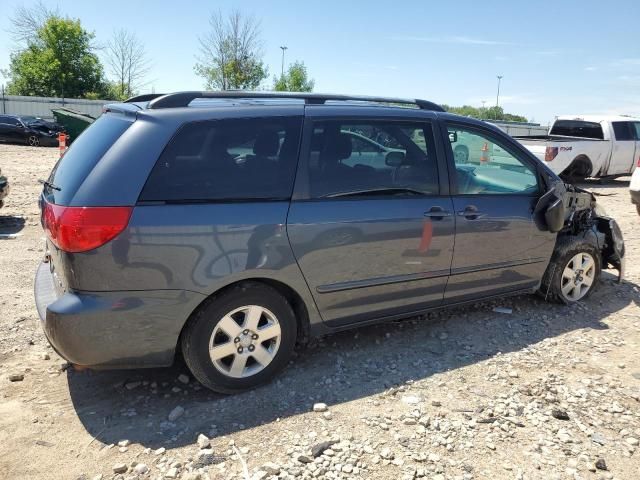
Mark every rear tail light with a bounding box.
[42,199,132,253]
[545,146,559,162]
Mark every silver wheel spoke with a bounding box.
[562,267,575,280]
[251,345,274,366]
[218,315,242,338]
[582,274,593,286]
[562,282,575,297]
[229,354,248,377]
[244,305,263,331]
[258,323,281,342]
[209,341,237,361]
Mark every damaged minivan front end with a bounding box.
[535,180,625,282]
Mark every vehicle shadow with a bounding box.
[0,215,26,237]
[575,178,630,191]
[66,271,638,450]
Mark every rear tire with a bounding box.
[636,204,640,216]
[28,135,40,147]
[560,156,591,183]
[539,237,601,303]
[181,282,297,393]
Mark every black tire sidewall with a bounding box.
[548,239,601,303]
[182,283,297,393]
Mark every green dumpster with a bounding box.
[51,108,96,144]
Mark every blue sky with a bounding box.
[1,0,639,124]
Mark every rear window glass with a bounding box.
[45,115,132,204]
[550,120,604,139]
[139,117,302,202]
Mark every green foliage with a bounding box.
[6,17,107,99]
[195,57,267,91]
[441,104,528,123]
[195,10,268,90]
[273,61,314,92]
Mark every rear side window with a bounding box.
[612,121,635,141]
[140,117,302,202]
[550,120,604,139]
[46,115,132,204]
[307,120,438,198]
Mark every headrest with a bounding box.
[253,131,280,157]
[323,133,352,161]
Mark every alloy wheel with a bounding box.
[561,252,596,301]
[208,305,281,378]
[28,135,40,147]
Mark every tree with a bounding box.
[8,0,60,45]
[106,29,151,100]
[6,17,108,99]
[195,10,267,90]
[441,104,528,123]
[273,61,314,92]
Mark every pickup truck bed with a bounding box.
[513,115,639,179]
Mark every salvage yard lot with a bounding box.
[0,144,639,480]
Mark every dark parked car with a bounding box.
[34,92,625,393]
[0,168,8,208]
[0,114,62,147]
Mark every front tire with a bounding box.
[181,282,297,393]
[28,135,40,147]
[540,237,601,303]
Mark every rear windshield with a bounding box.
[45,115,132,204]
[550,120,604,139]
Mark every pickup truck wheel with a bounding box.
[181,282,297,393]
[560,156,592,183]
[540,238,601,303]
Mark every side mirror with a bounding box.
[533,185,566,232]
[449,131,458,143]
[385,151,405,167]
[544,198,565,233]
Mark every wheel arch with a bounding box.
[178,277,313,356]
[563,155,593,179]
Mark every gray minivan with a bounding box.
[34,92,624,393]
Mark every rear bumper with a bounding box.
[630,189,640,205]
[34,262,206,368]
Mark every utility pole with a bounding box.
[481,100,486,119]
[496,75,503,108]
[280,46,288,77]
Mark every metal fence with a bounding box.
[0,90,107,120]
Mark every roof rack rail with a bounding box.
[145,91,444,112]
[125,93,166,103]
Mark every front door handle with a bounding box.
[457,206,485,219]
[424,206,452,219]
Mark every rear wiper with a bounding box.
[38,179,61,191]
[322,187,425,198]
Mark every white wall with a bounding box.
[0,94,107,120]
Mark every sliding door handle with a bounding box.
[457,206,485,219]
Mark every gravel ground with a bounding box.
[0,144,639,480]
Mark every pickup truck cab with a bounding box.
[516,115,640,180]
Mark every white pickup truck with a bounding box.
[515,115,640,179]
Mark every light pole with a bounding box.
[280,46,288,77]
[495,75,503,108]
[481,100,486,119]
